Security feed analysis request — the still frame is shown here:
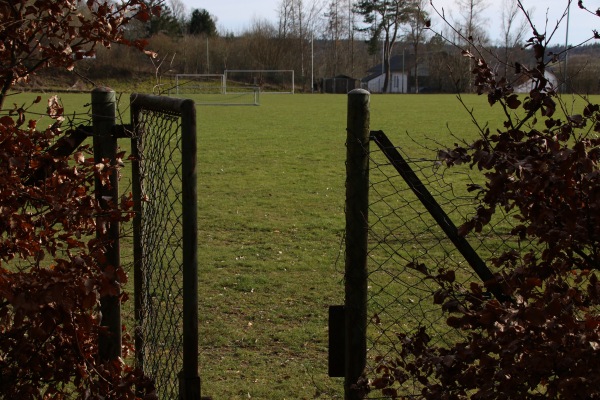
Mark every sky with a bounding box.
[183,0,600,46]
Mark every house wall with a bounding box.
[323,78,358,93]
[365,73,408,93]
[390,73,408,93]
[365,74,384,93]
[514,71,559,93]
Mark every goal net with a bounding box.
[172,74,260,106]
[225,70,295,94]
[174,74,225,95]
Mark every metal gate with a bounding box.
[130,93,200,399]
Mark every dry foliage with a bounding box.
[0,0,160,398]
[0,0,157,108]
[362,1,600,398]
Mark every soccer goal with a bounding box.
[172,74,260,106]
[225,70,295,94]
[174,74,225,95]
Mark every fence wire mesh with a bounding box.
[360,131,527,398]
[131,100,187,400]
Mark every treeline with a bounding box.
[33,0,600,94]
[72,35,600,94]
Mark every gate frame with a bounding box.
[91,88,200,399]
[130,93,199,399]
[92,87,123,361]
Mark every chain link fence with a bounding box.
[130,94,199,399]
[342,89,532,399]
[363,130,524,398]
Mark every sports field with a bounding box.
[190,93,503,399]
[6,91,545,398]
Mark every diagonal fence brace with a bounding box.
[370,130,510,303]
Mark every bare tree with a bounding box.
[454,0,489,91]
[347,0,358,76]
[277,0,324,84]
[169,0,187,26]
[404,0,430,93]
[499,0,530,77]
[454,0,489,44]
[323,0,352,76]
[241,18,287,69]
[318,0,362,78]
[278,0,295,38]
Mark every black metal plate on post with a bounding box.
[328,305,345,377]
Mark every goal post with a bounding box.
[172,74,260,106]
[225,70,295,94]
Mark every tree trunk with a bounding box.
[0,71,14,110]
[383,54,391,93]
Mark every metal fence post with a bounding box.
[130,97,145,378]
[92,87,121,361]
[130,94,202,399]
[345,89,370,399]
[180,99,201,400]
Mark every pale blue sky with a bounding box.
[184,0,279,34]
[183,0,600,46]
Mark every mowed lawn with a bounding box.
[8,90,588,398]
[192,93,503,399]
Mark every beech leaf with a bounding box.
[506,95,522,110]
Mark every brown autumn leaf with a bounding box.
[506,94,522,110]
[0,115,14,126]
[0,1,156,397]
[46,96,64,122]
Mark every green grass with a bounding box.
[7,90,598,399]
[194,94,347,399]
[176,93,499,399]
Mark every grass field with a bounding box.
[189,93,503,399]
[6,90,591,399]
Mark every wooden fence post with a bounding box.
[92,87,121,361]
[345,89,370,399]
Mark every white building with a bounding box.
[513,70,560,93]
[361,54,427,94]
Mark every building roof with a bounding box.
[361,71,382,83]
[513,69,560,93]
[328,74,357,80]
[366,54,417,74]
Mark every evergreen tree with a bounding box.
[134,0,182,37]
[189,9,218,37]
[354,0,414,92]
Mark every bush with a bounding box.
[0,1,159,398]
[362,2,600,398]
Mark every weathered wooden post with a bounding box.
[345,89,370,399]
[92,87,121,361]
